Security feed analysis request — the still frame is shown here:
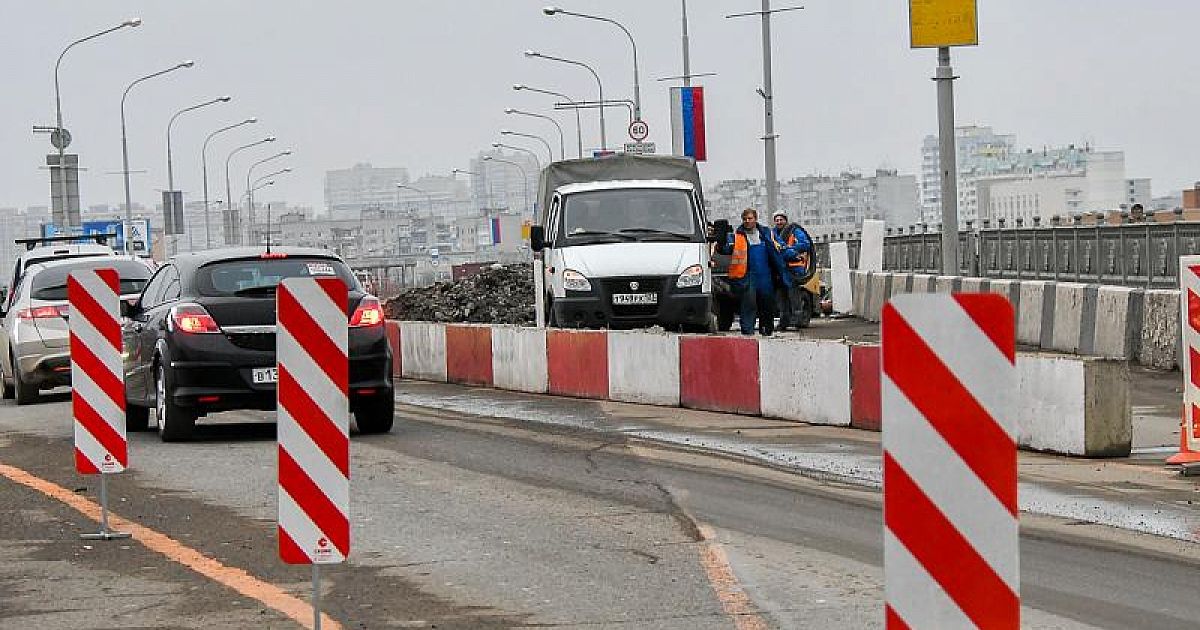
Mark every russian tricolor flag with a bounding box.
[670,86,707,162]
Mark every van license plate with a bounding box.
[252,367,278,384]
[612,293,658,305]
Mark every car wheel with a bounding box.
[155,361,196,442]
[354,394,395,434]
[793,290,814,329]
[126,403,150,432]
[12,353,38,406]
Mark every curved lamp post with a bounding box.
[396,183,433,216]
[514,84,583,158]
[246,150,291,236]
[120,60,195,253]
[500,129,554,164]
[483,155,530,216]
[53,17,141,226]
[503,116,562,162]
[224,136,275,245]
[201,117,256,248]
[525,50,606,151]
[166,95,230,251]
[492,142,541,170]
[542,6,641,123]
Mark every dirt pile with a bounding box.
[383,263,535,324]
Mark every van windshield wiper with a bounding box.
[566,230,634,241]
[618,228,694,240]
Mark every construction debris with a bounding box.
[383,263,535,325]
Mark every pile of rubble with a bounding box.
[383,263,535,324]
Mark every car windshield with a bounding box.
[195,257,358,297]
[30,259,151,300]
[561,188,700,243]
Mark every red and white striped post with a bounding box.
[882,293,1019,629]
[69,268,132,540]
[276,277,348,629]
[1168,257,1200,465]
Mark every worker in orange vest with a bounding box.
[714,208,792,335]
[771,211,814,330]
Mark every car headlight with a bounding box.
[563,269,592,292]
[676,264,705,288]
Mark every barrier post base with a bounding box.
[80,473,131,541]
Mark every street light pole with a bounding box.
[452,168,490,209]
[246,150,292,241]
[493,143,542,170]
[225,136,275,245]
[543,6,641,123]
[201,118,257,248]
[505,109,564,161]
[936,46,961,274]
[120,60,195,254]
[396,184,433,216]
[727,3,803,218]
[514,84,583,159]
[525,50,606,151]
[501,130,554,164]
[167,95,230,253]
[484,156,529,217]
[249,168,291,245]
[53,17,142,228]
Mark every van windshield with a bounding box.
[560,188,701,244]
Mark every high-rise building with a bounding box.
[468,149,539,217]
[324,163,411,220]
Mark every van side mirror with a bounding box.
[709,219,731,243]
[529,226,546,252]
[121,299,139,319]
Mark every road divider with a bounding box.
[387,318,1132,458]
[446,324,494,386]
[882,293,1019,628]
[69,267,130,540]
[1169,258,1200,465]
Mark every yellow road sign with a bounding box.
[909,0,978,48]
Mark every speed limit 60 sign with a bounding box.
[628,119,649,142]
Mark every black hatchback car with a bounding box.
[122,247,393,441]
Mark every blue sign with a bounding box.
[42,219,152,255]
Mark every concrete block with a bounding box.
[759,338,851,426]
[865,272,891,322]
[958,277,990,294]
[1138,289,1180,370]
[850,345,882,431]
[988,279,1021,312]
[492,326,548,393]
[1048,282,1098,354]
[852,271,870,317]
[859,219,885,272]
[547,330,608,399]
[888,273,914,297]
[934,275,962,294]
[607,331,680,406]
[1090,286,1144,360]
[830,242,853,314]
[680,336,760,415]
[1017,281,1053,347]
[1016,354,1131,457]
[446,324,494,386]
[910,274,936,294]
[400,321,447,382]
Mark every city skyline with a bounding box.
[1,1,1197,214]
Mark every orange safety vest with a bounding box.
[729,232,749,279]
[779,229,810,270]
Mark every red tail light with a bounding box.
[170,303,221,334]
[350,296,384,327]
[16,305,69,320]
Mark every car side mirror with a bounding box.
[529,226,546,252]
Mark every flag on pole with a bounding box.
[670,86,707,161]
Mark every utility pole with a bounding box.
[681,0,691,87]
[935,46,960,274]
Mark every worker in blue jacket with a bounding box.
[771,211,814,330]
[714,208,791,336]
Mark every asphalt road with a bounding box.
[1,389,1199,629]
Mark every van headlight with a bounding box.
[676,264,705,288]
[563,269,592,292]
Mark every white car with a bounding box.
[1,257,152,404]
[5,235,119,313]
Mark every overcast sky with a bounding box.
[2,1,1197,213]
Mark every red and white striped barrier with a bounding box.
[882,294,1019,628]
[277,277,349,565]
[69,268,126,475]
[1171,256,1200,464]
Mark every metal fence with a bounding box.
[812,215,1200,289]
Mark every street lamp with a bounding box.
[542,6,642,124]
[201,117,256,248]
[224,136,275,245]
[248,168,290,245]
[483,155,530,216]
[492,142,541,169]
[525,50,607,151]
[504,111,564,162]
[120,60,195,254]
[514,84,583,159]
[166,95,230,252]
[500,129,554,164]
[452,168,491,209]
[246,150,291,237]
[52,17,141,227]
[396,184,433,215]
